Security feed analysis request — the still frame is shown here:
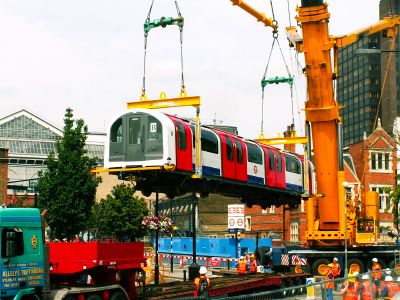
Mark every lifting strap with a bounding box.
[259,0,294,138]
[141,0,186,100]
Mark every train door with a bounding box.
[265,148,277,187]
[275,151,286,188]
[245,142,265,185]
[125,113,163,162]
[174,120,192,172]
[233,138,247,181]
[220,134,235,179]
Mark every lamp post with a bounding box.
[236,231,242,258]
[342,181,349,276]
[170,226,178,273]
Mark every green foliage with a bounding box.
[389,175,400,230]
[94,183,149,241]
[37,108,101,241]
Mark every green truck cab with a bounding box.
[0,208,45,299]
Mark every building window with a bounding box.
[370,186,391,213]
[290,221,299,242]
[370,151,392,172]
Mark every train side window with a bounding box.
[1,227,24,258]
[246,143,262,164]
[235,140,243,164]
[224,136,233,161]
[276,152,282,173]
[201,129,218,154]
[176,122,187,150]
[128,117,141,145]
[268,149,275,170]
[285,155,301,174]
[110,118,122,143]
[147,116,162,141]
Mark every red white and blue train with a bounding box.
[104,108,314,208]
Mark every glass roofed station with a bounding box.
[0,109,105,204]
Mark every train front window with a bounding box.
[110,118,122,143]
[128,117,141,145]
[147,116,162,141]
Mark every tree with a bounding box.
[37,108,101,241]
[94,183,149,241]
[389,174,400,234]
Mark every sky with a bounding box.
[0,0,379,141]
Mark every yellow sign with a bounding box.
[31,235,37,249]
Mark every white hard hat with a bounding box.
[199,266,207,275]
[240,256,244,260]
[333,257,338,262]
[385,275,394,282]
[397,277,400,282]
[385,268,391,274]
[352,271,359,276]
[372,258,378,263]
[362,274,370,280]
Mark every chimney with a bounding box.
[283,124,296,153]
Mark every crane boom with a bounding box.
[229,0,276,29]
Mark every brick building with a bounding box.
[348,119,397,242]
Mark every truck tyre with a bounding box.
[347,258,364,274]
[86,294,102,300]
[311,258,330,276]
[288,280,296,297]
[110,291,128,300]
[296,278,306,295]
[279,280,289,298]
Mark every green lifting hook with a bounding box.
[261,76,293,88]
[144,16,184,35]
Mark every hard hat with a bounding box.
[352,271,359,276]
[362,274,369,280]
[385,268,391,274]
[199,266,207,275]
[372,258,378,263]
[327,263,333,268]
[333,257,338,262]
[240,256,244,260]
[385,275,394,282]
[397,277,400,282]
[348,275,356,283]
[250,254,255,258]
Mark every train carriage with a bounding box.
[104,108,312,208]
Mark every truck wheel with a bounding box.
[279,280,289,298]
[347,258,364,274]
[311,258,330,276]
[288,280,296,297]
[110,291,128,300]
[296,278,306,295]
[86,294,102,300]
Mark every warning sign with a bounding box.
[227,204,245,231]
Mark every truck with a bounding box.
[0,207,146,300]
[231,0,400,276]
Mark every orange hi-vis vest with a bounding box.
[343,282,359,300]
[237,260,247,274]
[194,275,210,297]
[325,271,334,289]
[371,263,382,280]
[332,262,341,277]
[388,282,400,298]
[250,259,257,273]
[361,281,375,300]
